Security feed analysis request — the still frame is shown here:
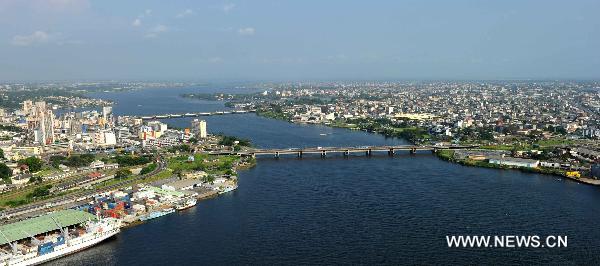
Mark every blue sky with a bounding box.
[0,0,598,81]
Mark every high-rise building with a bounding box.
[30,101,55,145]
[191,119,207,138]
[147,121,168,133]
[102,106,113,122]
[22,100,33,115]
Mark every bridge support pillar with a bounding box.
[388,148,394,156]
[321,151,327,157]
[432,148,438,154]
[410,148,416,154]
[366,149,372,156]
[297,151,303,158]
[275,152,280,158]
[344,150,350,157]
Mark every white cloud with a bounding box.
[132,18,142,27]
[223,3,236,12]
[10,31,82,46]
[144,24,169,38]
[176,9,194,18]
[11,31,50,46]
[145,9,152,16]
[237,27,255,36]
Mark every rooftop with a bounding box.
[0,209,96,246]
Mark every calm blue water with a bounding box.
[50,88,600,265]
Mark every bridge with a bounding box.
[209,145,478,158]
[135,110,256,120]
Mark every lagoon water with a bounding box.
[51,87,600,265]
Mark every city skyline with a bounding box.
[1,0,599,81]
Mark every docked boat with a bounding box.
[139,208,175,221]
[0,210,122,266]
[219,184,238,194]
[175,198,197,211]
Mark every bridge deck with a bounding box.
[136,110,256,120]
[208,145,478,156]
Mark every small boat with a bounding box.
[139,208,175,221]
[219,185,238,194]
[175,198,197,211]
[319,133,327,136]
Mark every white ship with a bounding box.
[175,198,197,211]
[219,184,238,194]
[0,210,121,266]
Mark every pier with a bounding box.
[135,110,256,120]
[208,145,478,158]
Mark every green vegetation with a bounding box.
[167,154,238,175]
[28,176,43,183]
[113,155,151,166]
[28,185,52,199]
[115,169,132,179]
[92,169,135,189]
[1,184,54,207]
[202,175,216,183]
[436,150,455,161]
[49,155,66,168]
[0,163,11,182]
[50,154,96,168]
[344,118,431,143]
[535,139,575,147]
[18,157,43,172]
[0,124,23,132]
[167,144,192,153]
[0,88,86,110]
[256,109,292,121]
[218,135,251,147]
[140,163,158,175]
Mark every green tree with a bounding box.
[202,175,215,183]
[0,163,11,180]
[0,149,4,160]
[63,154,95,167]
[115,169,132,180]
[114,155,151,166]
[49,155,66,168]
[28,175,42,183]
[140,163,157,175]
[18,157,43,172]
[28,185,51,198]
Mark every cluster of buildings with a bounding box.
[241,81,600,176]
[72,169,237,224]
[0,100,210,155]
[253,81,599,141]
[0,100,212,190]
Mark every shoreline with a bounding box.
[119,154,256,229]
[435,150,600,186]
[251,111,599,186]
